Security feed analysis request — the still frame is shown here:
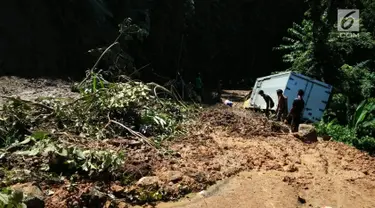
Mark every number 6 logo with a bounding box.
[337,9,359,32]
[341,11,356,30]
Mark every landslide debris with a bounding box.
[2,77,375,208]
[0,74,196,207]
[200,105,290,137]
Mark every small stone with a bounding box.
[110,184,124,193]
[161,171,183,182]
[283,164,298,172]
[104,200,112,208]
[211,164,221,171]
[298,196,306,204]
[282,176,294,184]
[199,190,208,197]
[136,176,160,186]
[322,135,331,141]
[118,201,128,208]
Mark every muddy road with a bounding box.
[155,132,375,208]
[1,77,375,208]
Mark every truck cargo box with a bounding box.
[245,71,333,122]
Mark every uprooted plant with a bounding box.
[0,80,191,144]
[0,17,199,206]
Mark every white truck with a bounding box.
[245,71,333,122]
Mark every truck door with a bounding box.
[284,75,310,114]
[303,83,331,122]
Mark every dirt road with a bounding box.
[155,132,375,208]
[154,95,375,208]
[1,77,375,208]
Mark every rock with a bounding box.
[283,164,298,172]
[211,164,221,171]
[322,135,332,141]
[110,184,124,195]
[161,171,183,183]
[282,176,295,184]
[198,190,208,197]
[11,182,45,208]
[136,176,160,187]
[81,187,107,208]
[298,196,306,204]
[270,121,290,133]
[104,200,112,208]
[294,124,318,143]
[117,201,128,208]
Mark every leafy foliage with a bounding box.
[315,120,357,144]
[0,188,26,208]
[276,0,375,153]
[14,138,125,177]
[274,20,314,74]
[349,98,375,137]
[315,99,375,153]
[0,78,190,146]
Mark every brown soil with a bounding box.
[1,77,375,208]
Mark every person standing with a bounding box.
[258,90,274,118]
[287,89,305,132]
[195,72,203,102]
[276,89,288,121]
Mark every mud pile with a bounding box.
[200,105,290,137]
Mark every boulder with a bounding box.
[293,124,318,143]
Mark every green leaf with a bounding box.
[31,131,49,140]
[57,148,68,157]
[14,148,40,156]
[11,190,24,203]
[0,193,9,205]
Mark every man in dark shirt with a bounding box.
[276,89,288,121]
[287,89,305,132]
[258,90,274,118]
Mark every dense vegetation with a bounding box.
[275,0,375,152]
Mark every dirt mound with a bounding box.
[200,105,290,137]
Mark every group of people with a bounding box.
[258,89,305,132]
